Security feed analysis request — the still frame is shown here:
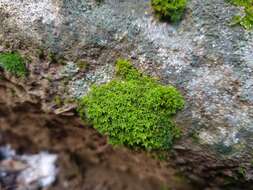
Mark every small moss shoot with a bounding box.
[0,52,27,77]
[78,59,184,150]
[238,165,247,177]
[77,59,89,72]
[228,0,253,29]
[151,0,187,22]
[54,95,63,107]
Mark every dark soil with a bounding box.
[0,84,195,190]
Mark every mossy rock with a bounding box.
[78,59,184,150]
[228,0,253,29]
[0,52,27,77]
[151,0,187,22]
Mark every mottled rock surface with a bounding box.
[1,0,253,185]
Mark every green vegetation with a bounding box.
[95,0,104,4]
[228,0,253,29]
[78,59,184,150]
[77,59,89,72]
[238,165,247,177]
[151,0,187,22]
[54,95,63,107]
[0,52,27,77]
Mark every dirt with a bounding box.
[0,83,197,190]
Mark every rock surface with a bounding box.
[0,0,253,186]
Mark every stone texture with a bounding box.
[1,0,253,184]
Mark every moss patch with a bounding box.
[228,0,253,29]
[151,0,187,22]
[0,52,27,77]
[78,59,184,150]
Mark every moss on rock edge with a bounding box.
[0,52,27,77]
[151,0,187,22]
[78,59,184,150]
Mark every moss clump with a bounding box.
[77,59,89,72]
[228,0,253,29]
[0,52,27,77]
[78,59,184,150]
[54,95,63,107]
[151,0,187,22]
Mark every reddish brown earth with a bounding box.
[0,83,196,190]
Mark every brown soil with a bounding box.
[0,84,196,190]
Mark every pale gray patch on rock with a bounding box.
[199,127,240,147]
[68,64,114,98]
[0,0,62,42]
[68,78,90,98]
[60,62,79,78]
